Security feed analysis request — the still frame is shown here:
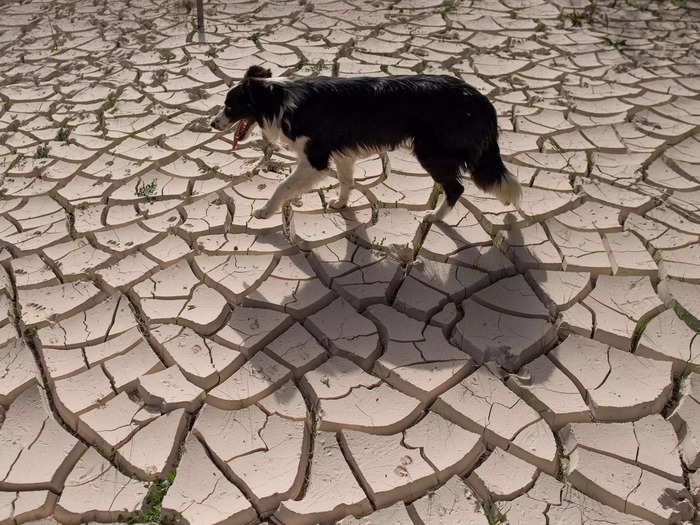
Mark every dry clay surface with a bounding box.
[0,0,699,523]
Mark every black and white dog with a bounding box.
[211,65,521,222]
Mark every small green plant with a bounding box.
[371,236,386,251]
[440,0,457,20]
[483,500,508,525]
[8,120,20,132]
[24,326,37,338]
[159,50,175,63]
[679,361,692,382]
[555,448,568,480]
[309,60,326,73]
[135,179,158,202]
[248,32,262,44]
[299,0,307,4]
[130,472,175,524]
[319,189,328,212]
[380,64,389,74]
[35,144,49,159]
[535,21,547,32]
[56,126,70,142]
[295,55,310,70]
[631,318,649,351]
[152,69,167,84]
[602,37,626,49]
[198,162,220,176]
[565,10,586,26]
[104,91,118,110]
[585,150,594,174]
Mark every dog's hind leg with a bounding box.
[414,149,464,223]
[424,178,464,223]
[253,157,326,219]
[328,155,355,209]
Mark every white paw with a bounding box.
[327,198,348,210]
[423,211,439,223]
[253,207,270,219]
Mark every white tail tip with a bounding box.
[489,170,522,207]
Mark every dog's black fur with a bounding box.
[212,65,520,217]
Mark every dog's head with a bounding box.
[210,65,274,146]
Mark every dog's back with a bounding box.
[272,74,520,208]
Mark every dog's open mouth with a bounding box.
[231,118,254,150]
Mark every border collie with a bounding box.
[211,65,522,222]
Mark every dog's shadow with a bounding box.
[258,204,558,417]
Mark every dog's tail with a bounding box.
[470,140,522,207]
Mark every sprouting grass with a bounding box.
[104,91,118,110]
[565,10,586,26]
[602,37,627,49]
[56,126,70,142]
[440,0,458,20]
[483,500,508,525]
[198,162,220,176]
[135,179,158,202]
[631,318,649,351]
[128,472,176,524]
[536,21,547,32]
[295,55,310,70]
[309,60,326,73]
[248,32,262,44]
[371,236,386,252]
[555,448,568,481]
[35,144,50,159]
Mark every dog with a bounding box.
[211,65,522,222]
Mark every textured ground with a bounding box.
[0,0,699,523]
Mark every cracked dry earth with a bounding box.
[0,0,700,524]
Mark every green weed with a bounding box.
[371,236,386,251]
[56,127,70,142]
[308,60,326,73]
[602,37,627,49]
[295,55,310,70]
[440,0,457,20]
[129,472,176,524]
[135,179,158,201]
[35,144,50,159]
[104,91,118,110]
[483,500,508,525]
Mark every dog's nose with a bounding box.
[210,121,216,128]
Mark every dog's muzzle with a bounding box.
[210,110,233,131]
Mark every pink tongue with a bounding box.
[231,119,246,151]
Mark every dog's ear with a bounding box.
[245,76,278,107]
[244,65,272,79]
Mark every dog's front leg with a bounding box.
[253,159,325,219]
[328,156,354,209]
